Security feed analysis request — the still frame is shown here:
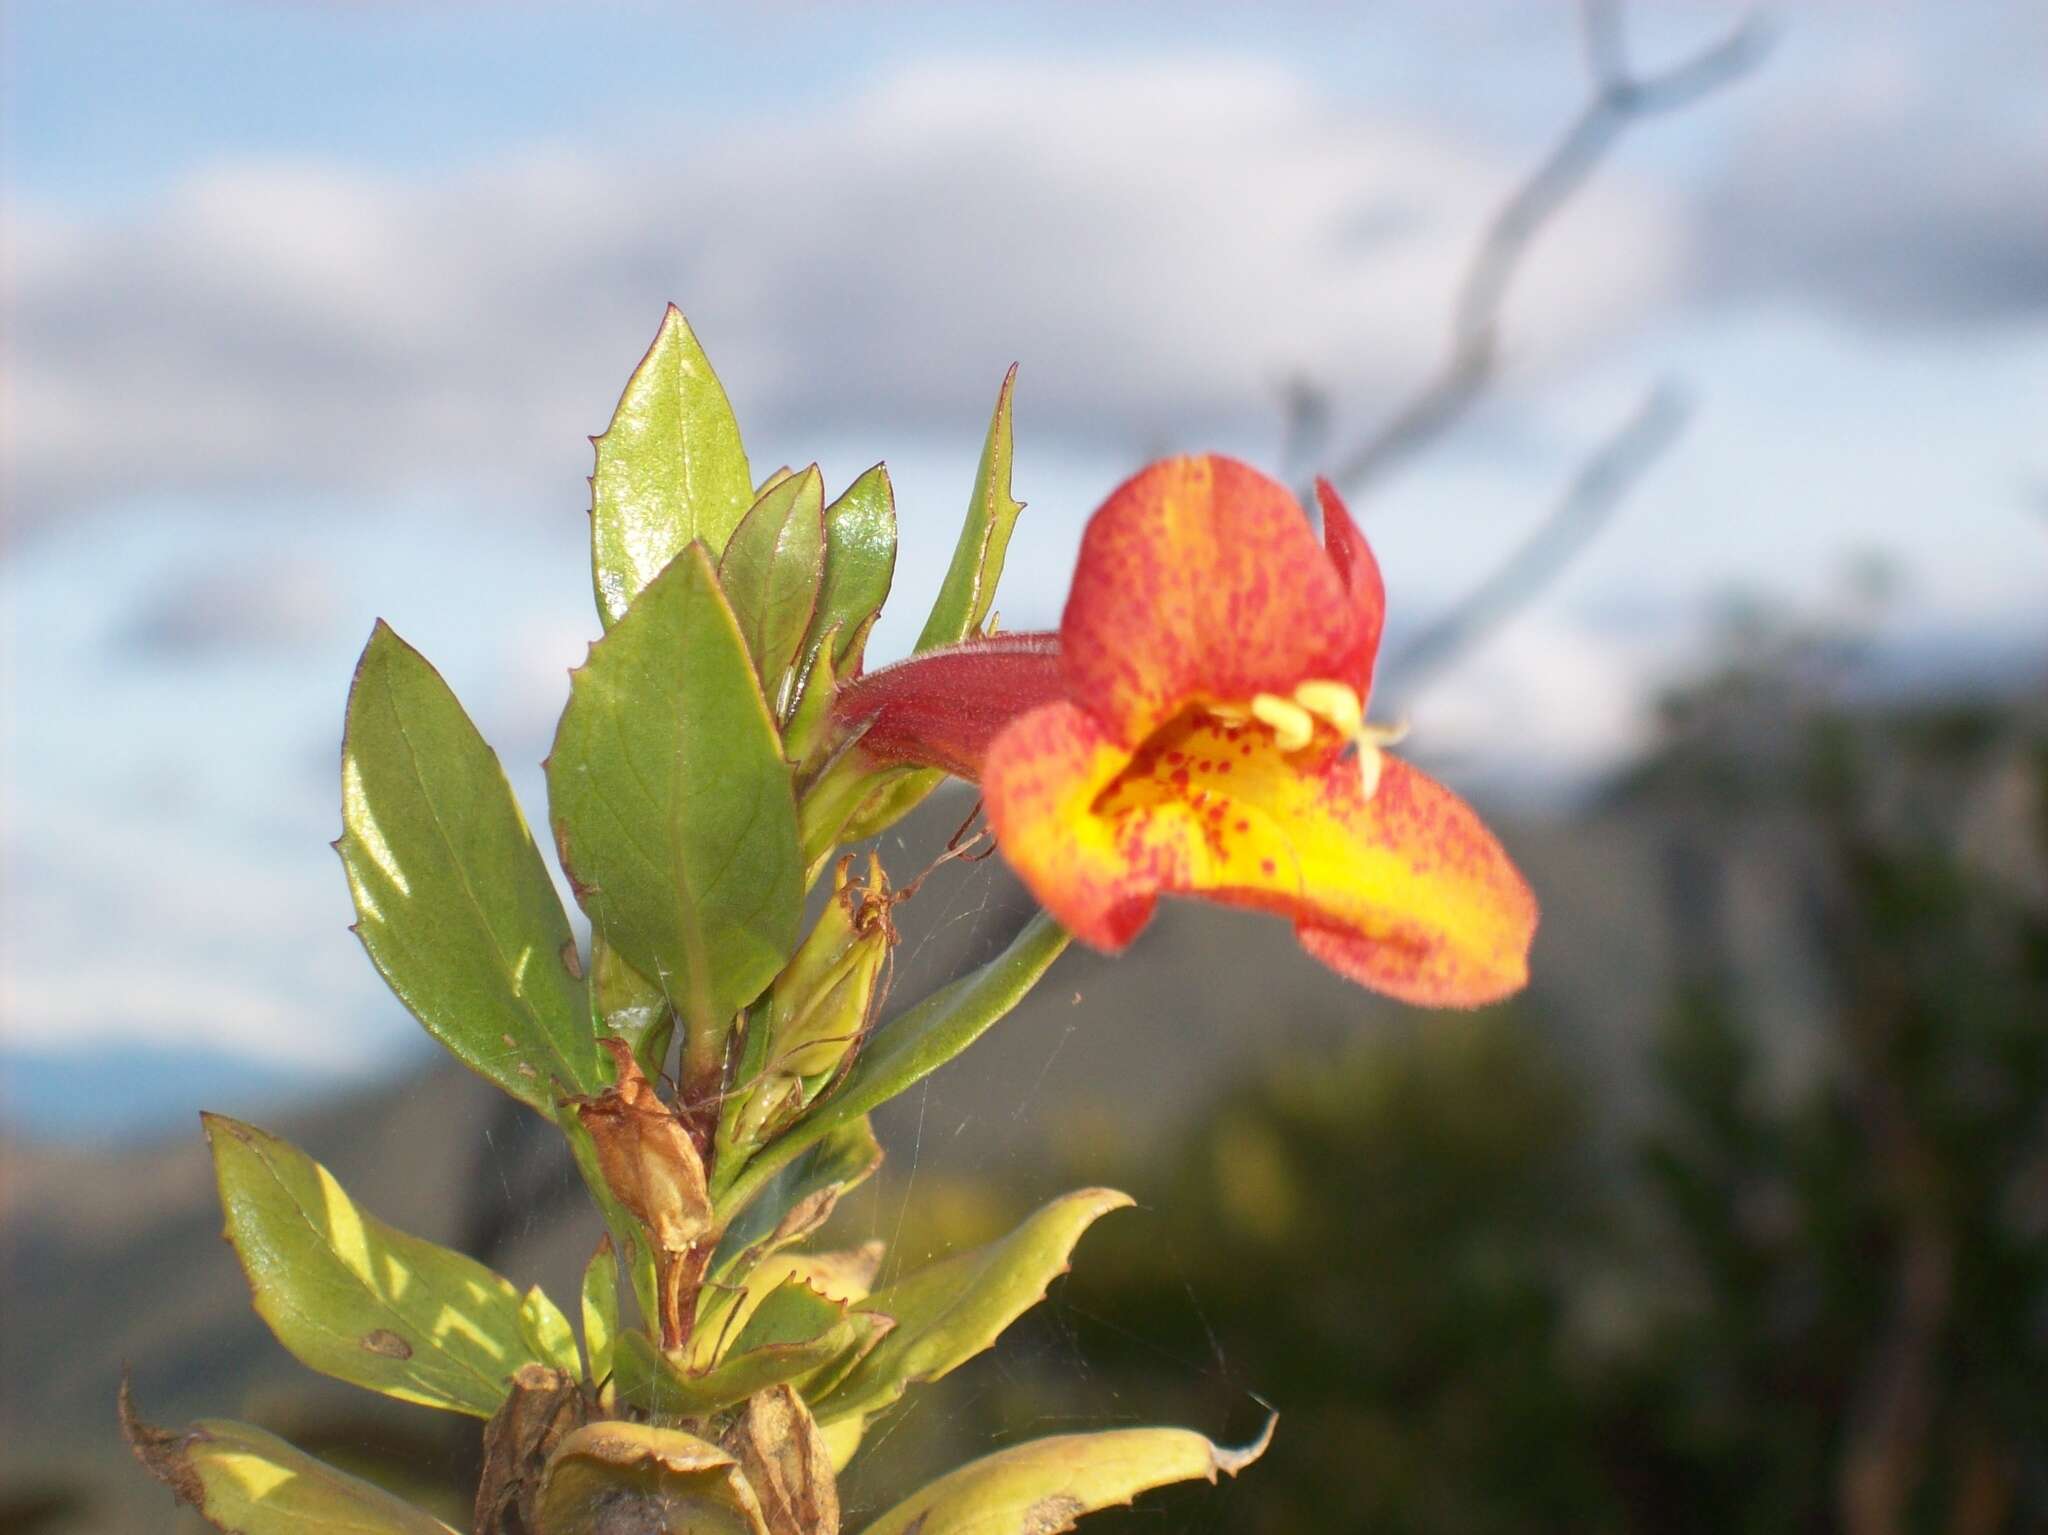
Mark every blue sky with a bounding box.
[5,1,2045,1136]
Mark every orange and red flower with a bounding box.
[836,455,1537,1007]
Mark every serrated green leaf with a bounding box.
[716,914,1067,1221]
[539,1422,770,1535]
[548,543,802,1052]
[205,1115,550,1418]
[818,1189,1131,1426]
[338,622,600,1114]
[123,1393,459,1535]
[612,1279,860,1419]
[719,464,826,706]
[592,305,755,626]
[811,463,897,673]
[859,1421,1273,1535]
[711,1114,884,1280]
[581,1238,620,1389]
[915,366,1022,652]
[520,1284,582,1377]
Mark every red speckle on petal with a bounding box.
[1260,858,1277,875]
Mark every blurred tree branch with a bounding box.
[1317,0,1771,498]
[1380,381,1689,703]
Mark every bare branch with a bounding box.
[1381,382,1690,702]
[1326,2,1770,497]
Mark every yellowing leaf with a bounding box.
[858,1421,1274,1535]
[818,1190,1131,1428]
[206,1115,550,1418]
[124,1385,460,1534]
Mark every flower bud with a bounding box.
[725,855,894,1148]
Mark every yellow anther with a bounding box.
[1250,693,1316,752]
[1293,680,1363,736]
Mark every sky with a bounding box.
[4,1,2045,1138]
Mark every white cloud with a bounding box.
[6,55,1678,526]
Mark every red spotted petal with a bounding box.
[1060,456,1370,745]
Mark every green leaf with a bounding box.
[581,1237,621,1389]
[205,1114,550,1418]
[592,933,675,1086]
[612,1279,865,1419]
[338,622,600,1114]
[718,465,826,706]
[123,1392,459,1535]
[520,1284,582,1377]
[711,1114,884,1279]
[539,1422,770,1535]
[818,1189,1132,1426]
[716,913,1068,1221]
[858,1421,1274,1535]
[915,365,1022,651]
[591,305,755,627]
[810,463,897,673]
[548,543,803,1050]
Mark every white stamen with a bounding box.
[1250,693,1316,752]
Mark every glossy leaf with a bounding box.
[859,1421,1274,1535]
[916,365,1022,651]
[539,1421,771,1535]
[520,1284,582,1377]
[719,464,826,703]
[123,1392,459,1535]
[818,1189,1131,1426]
[717,913,1068,1220]
[591,305,754,627]
[548,543,803,1046]
[711,1114,884,1278]
[205,1115,548,1418]
[581,1237,621,1389]
[811,463,897,673]
[339,622,600,1113]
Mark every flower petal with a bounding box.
[1315,478,1385,701]
[981,701,1159,949]
[1016,707,1534,1006]
[1061,456,1370,744]
[831,632,1064,781]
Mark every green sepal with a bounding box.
[204,1114,554,1418]
[715,913,1068,1220]
[123,1388,460,1535]
[591,305,754,627]
[548,542,802,1065]
[859,1421,1274,1535]
[915,365,1022,651]
[816,1188,1132,1427]
[338,622,601,1114]
[718,464,826,710]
